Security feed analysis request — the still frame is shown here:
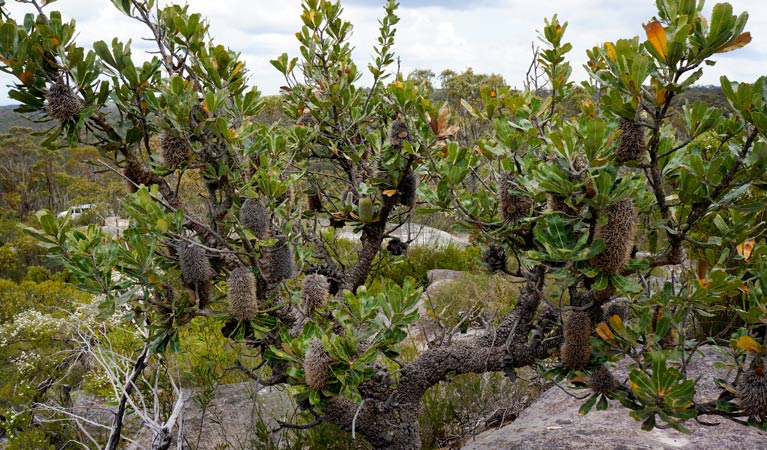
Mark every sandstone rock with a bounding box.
[462,346,767,450]
[124,382,293,450]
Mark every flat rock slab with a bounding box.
[462,346,767,450]
[334,223,470,248]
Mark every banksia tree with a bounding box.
[301,273,329,313]
[227,267,258,320]
[616,118,646,163]
[304,338,331,390]
[561,310,592,370]
[46,77,82,121]
[12,0,767,446]
[589,199,638,274]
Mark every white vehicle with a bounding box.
[57,204,95,219]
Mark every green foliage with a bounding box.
[419,372,540,449]
[376,243,481,286]
[1,0,767,445]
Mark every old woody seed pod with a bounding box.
[302,273,330,313]
[46,78,82,122]
[590,199,638,274]
[304,338,331,390]
[227,266,259,320]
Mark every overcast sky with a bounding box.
[0,0,764,105]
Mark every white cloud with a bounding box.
[0,0,763,104]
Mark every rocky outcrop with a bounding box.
[124,382,293,450]
[462,346,767,450]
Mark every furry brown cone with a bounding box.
[240,198,270,239]
[227,267,258,320]
[399,171,418,207]
[178,241,213,308]
[262,236,295,284]
[302,274,330,313]
[482,244,507,273]
[307,191,323,212]
[389,119,410,148]
[739,360,767,422]
[46,78,82,121]
[561,310,592,370]
[499,173,532,222]
[123,159,153,193]
[616,118,646,163]
[304,338,331,390]
[590,198,638,274]
[589,366,618,395]
[160,133,190,170]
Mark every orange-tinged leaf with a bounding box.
[201,100,210,114]
[608,314,624,331]
[736,335,765,353]
[19,71,34,85]
[717,32,751,54]
[596,322,614,341]
[382,189,397,197]
[645,21,668,60]
[655,87,668,105]
[737,239,755,261]
[605,42,616,61]
[629,380,638,391]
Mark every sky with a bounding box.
[0,0,764,105]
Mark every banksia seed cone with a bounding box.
[482,244,507,273]
[302,273,329,313]
[178,241,213,308]
[227,267,258,320]
[499,173,532,223]
[561,310,592,370]
[315,265,343,295]
[240,198,270,239]
[739,360,767,422]
[160,133,190,170]
[589,366,618,395]
[178,242,213,285]
[389,119,410,148]
[386,238,407,256]
[46,78,82,121]
[123,159,153,193]
[296,109,317,127]
[262,237,295,284]
[616,118,646,163]
[304,338,331,390]
[590,199,638,274]
[399,171,418,207]
[307,191,323,212]
[358,197,374,222]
